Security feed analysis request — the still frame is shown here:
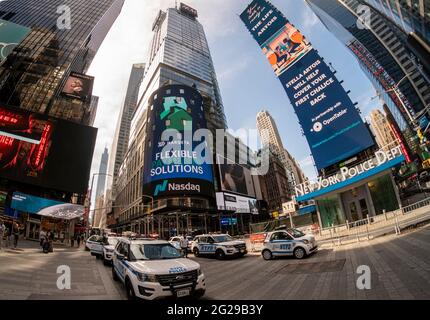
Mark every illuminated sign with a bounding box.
[241,0,375,170]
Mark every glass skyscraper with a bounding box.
[113,4,228,233]
[0,0,124,125]
[306,0,430,150]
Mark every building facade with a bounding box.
[95,147,109,199]
[369,109,398,151]
[112,4,230,235]
[306,0,430,145]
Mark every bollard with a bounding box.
[395,216,400,235]
[356,226,359,243]
[383,209,387,221]
[346,220,349,230]
[366,223,370,240]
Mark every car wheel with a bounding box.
[262,249,273,260]
[294,247,306,259]
[103,257,109,266]
[112,266,119,282]
[193,248,200,257]
[125,278,136,300]
[193,289,205,299]
[85,246,90,251]
[215,249,226,260]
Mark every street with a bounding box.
[1,225,429,300]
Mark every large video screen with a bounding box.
[0,105,97,193]
[61,72,94,102]
[218,158,255,197]
[0,19,31,65]
[142,84,214,198]
[240,0,375,170]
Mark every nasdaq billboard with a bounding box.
[142,85,214,198]
[240,0,375,170]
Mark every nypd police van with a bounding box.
[191,234,247,259]
[111,237,205,300]
[261,229,318,260]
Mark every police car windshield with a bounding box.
[288,229,305,238]
[130,244,182,260]
[212,235,233,243]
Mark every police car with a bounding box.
[191,234,247,259]
[101,237,120,265]
[111,238,206,300]
[261,228,318,260]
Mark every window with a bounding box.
[270,232,292,241]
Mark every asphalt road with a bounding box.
[1,224,429,300]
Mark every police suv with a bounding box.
[191,234,247,259]
[111,237,206,300]
[261,228,318,260]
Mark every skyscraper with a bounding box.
[306,0,430,141]
[109,63,145,185]
[256,110,305,189]
[369,109,398,152]
[95,147,109,198]
[0,0,124,124]
[113,3,228,233]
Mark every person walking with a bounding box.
[12,222,20,249]
[70,234,75,247]
[76,233,81,247]
[180,235,189,258]
[0,220,5,250]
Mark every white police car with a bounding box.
[191,234,247,259]
[261,228,318,260]
[101,237,120,265]
[111,238,206,300]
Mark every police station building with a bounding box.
[295,145,403,228]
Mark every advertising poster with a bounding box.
[216,192,259,214]
[0,105,97,193]
[143,85,214,198]
[241,0,375,170]
[218,158,255,197]
[11,192,66,214]
[61,72,94,102]
[0,19,31,65]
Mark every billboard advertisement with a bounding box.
[142,85,214,198]
[61,72,94,102]
[0,105,97,193]
[241,0,375,170]
[11,192,66,214]
[0,19,31,65]
[218,157,255,197]
[216,192,259,214]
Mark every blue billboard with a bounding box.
[142,84,214,198]
[11,192,66,214]
[0,19,31,65]
[240,0,375,170]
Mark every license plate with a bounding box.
[176,288,190,298]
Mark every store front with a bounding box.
[296,146,404,228]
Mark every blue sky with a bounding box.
[89,0,382,186]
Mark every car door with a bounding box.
[114,242,126,280]
[86,235,98,250]
[199,236,216,254]
[271,232,294,255]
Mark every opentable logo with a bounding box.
[154,180,168,196]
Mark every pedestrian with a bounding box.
[180,234,189,258]
[12,222,20,249]
[0,220,5,250]
[39,229,46,247]
[4,224,10,248]
[48,230,54,252]
[76,233,81,247]
[70,234,74,247]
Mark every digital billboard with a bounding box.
[0,19,31,65]
[11,192,66,214]
[61,72,94,102]
[142,85,214,198]
[241,0,375,170]
[216,192,259,214]
[217,157,256,197]
[0,105,97,193]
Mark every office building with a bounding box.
[369,109,398,151]
[0,0,124,125]
[306,0,430,143]
[95,147,109,198]
[112,3,230,234]
[256,110,305,189]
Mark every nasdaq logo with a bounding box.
[154,180,168,196]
